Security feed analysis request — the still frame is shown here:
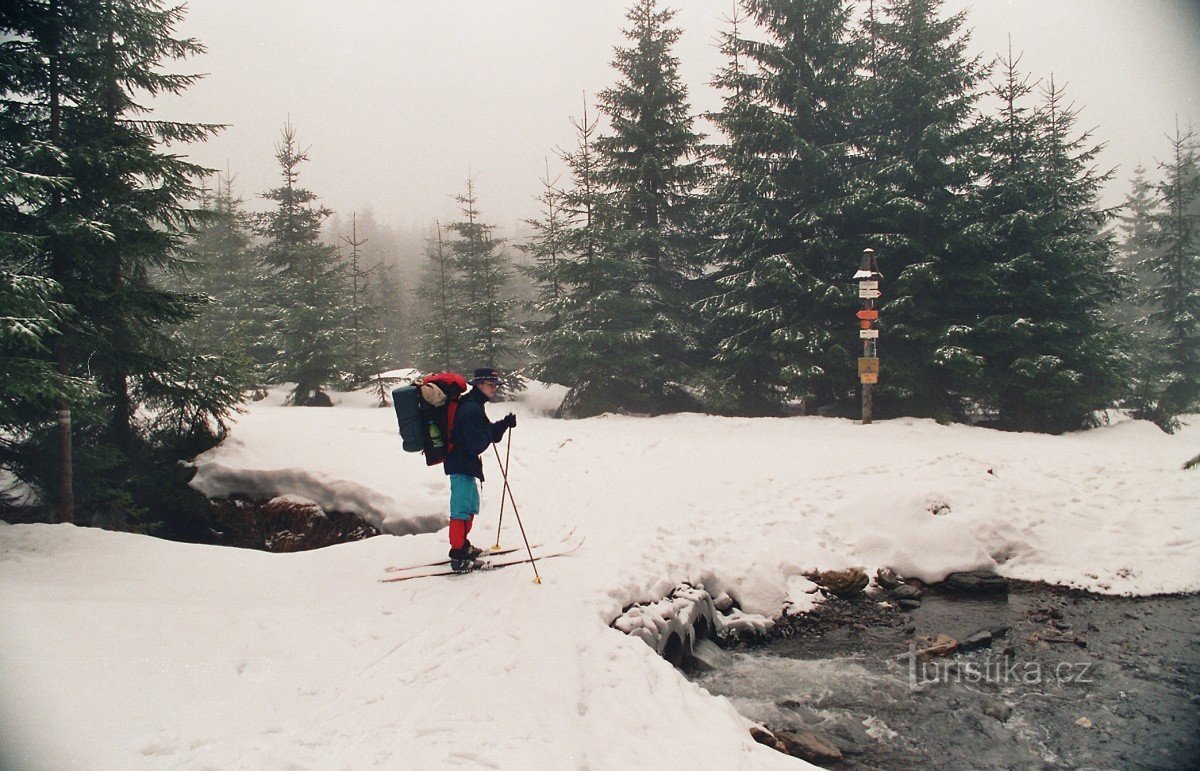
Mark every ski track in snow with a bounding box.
[2,385,1198,768]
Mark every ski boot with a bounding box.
[448,546,479,573]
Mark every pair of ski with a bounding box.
[380,531,582,582]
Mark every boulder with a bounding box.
[263,495,325,520]
[944,570,1009,595]
[683,639,727,672]
[912,633,959,660]
[875,567,902,591]
[810,568,870,598]
[749,726,786,753]
[960,629,994,651]
[892,583,923,600]
[777,729,844,763]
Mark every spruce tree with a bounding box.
[1112,165,1164,425]
[446,178,517,377]
[859,0,989,420]
[258,121,353,406]
[181,173,271,385]
[951,46,1038,416]
[0,118,92,450]
[519,160,570,381]
[0,273,93,495]
[526,99,621,403]
[340,212,397,403]
[362,260,404,404]
[1,0,243,527]
[1134,124,1200,429]
[411,222,461,373]
[369,257,407,369]
[968,66,1126,432]
[703,0,866,415]
[1,0,88,520]
[1114,165,1162,330]
[574,0,707,415]
[341,213,381,384]
[329,208,409,369]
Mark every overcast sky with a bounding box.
[158,0,1200,235]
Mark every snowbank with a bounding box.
[3,384,1198,768]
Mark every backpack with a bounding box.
[392,372,468,466]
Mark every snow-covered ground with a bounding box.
[3,383,1198,769]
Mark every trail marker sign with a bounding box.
[858,357,880,384]
[854,249,882,424]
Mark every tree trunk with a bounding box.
[105,11,135,458]
[49,4,74,523]
[55,348,74,523]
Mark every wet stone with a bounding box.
[876,567,902,591]
[810,568,870,598]
[777,728,843,762]
[913,633,958,659]
[893,584,923,600]
[960,629,994,651]
[982,699,1014,723]
[944,570,1010,595]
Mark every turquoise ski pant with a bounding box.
[449,474,480,521]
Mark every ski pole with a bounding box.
[491,429,512,550]
[491,436,541,584]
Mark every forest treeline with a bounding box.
[2,0,1198,533]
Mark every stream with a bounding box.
[689,583,1200,769]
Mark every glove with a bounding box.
[501,413,517,429]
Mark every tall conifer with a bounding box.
[447,178,516,376]
[525,100,610,400]
[411,222,460,374]
[704,0,866,415]
[1114,165,1162,330]
[859,0,988,420]
[182,173,270,385]
[340,213,392,388]
[1134,125,1200,428]
[567,0,707,415]
[519,161,569,376]
[258,121,353,406]
[968,64,1126,431]
[1,0,242,527]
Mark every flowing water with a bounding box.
[689,585,1200,769]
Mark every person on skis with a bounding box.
[446,367,516,571]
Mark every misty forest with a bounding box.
[2,0,1198,535]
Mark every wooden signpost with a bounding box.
[854,249,882,424]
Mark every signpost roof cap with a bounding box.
[854,248,883,280]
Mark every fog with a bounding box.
[157,0,1200,235]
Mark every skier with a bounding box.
[446,367,516,571]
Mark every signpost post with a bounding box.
[854,249,882,424]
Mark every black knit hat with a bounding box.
[469,367,502,386]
